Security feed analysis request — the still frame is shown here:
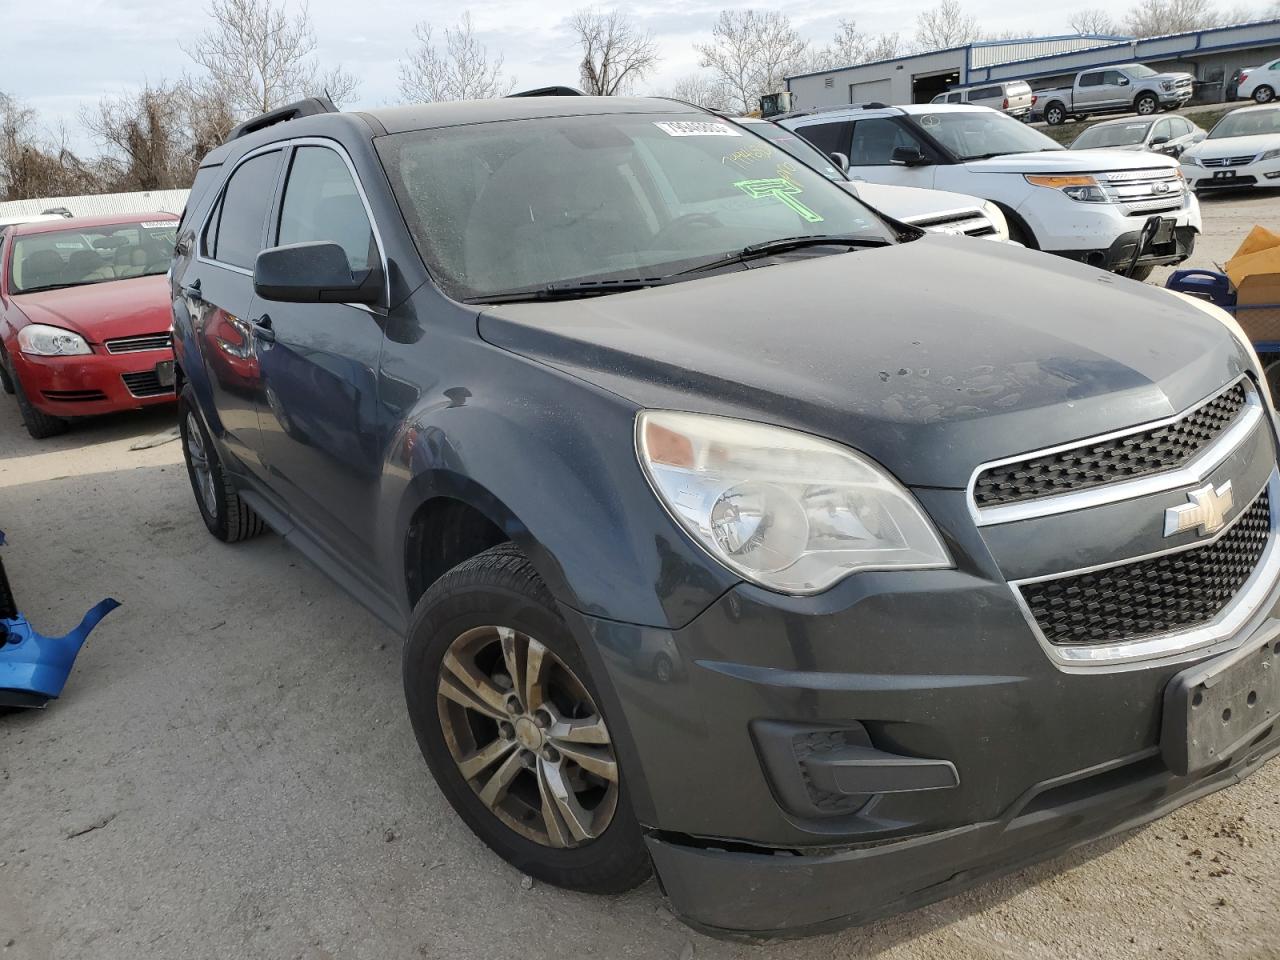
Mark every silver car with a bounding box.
[1070,114,1206,157]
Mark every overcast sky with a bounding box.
[5,0,1128,151]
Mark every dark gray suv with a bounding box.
[170,94,1280,938]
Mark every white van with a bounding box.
[931,80,1034,119]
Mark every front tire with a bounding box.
[1126,264,1155,282]
[1135,93,1158,116]
[1255,85,1275,104]
[12,372,67,439]
[0,347,15,395]
[178,383,266,542]
[402,543,651,894]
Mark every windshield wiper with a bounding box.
[468,277,671,304]
[15,282,81,294]
[677,234,890,277]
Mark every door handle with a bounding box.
[250,314,275,343]
[181,279,203,303]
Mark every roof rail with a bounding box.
[227,95,338,142]
[774,101,892,120]
[506,85,585,98]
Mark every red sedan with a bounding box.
[0,213,178,438]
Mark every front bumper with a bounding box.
[570,466,1280,937]
[11,345,175,417]
[1027,188,1200,266]
[1184,155,1280,191]
[1056,224,1197,272]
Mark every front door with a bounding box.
[845,116,937,188]
[188,148,284,474]
[252,143,387,573]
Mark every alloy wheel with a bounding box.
[185,412,218,517]
[436,625,619,848]
[1257,86,1275,104]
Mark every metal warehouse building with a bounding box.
[786,19,1280,110]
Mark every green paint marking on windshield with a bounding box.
[733,178,824,223]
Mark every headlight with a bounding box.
[636,411,951,594]
[1025,174,1108,202]
[17,324,91,356]
[1260,148,1280,162]
[978,200,1010,241]
[1161,80,1174,91]
[1182,154,1201,167]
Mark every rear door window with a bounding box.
[205,150,283,270]
[276,146,376,271]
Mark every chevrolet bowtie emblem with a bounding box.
[1164,480,1233,537]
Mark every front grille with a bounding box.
[913,213,997,238]
[974,381,1250,508]
[105,333,172,354]
[41,389,107,402]
[1201,156,1255,168]
[1021,487,1271,646]
[1122,196,1185,216]
[1198,175,1259,188]
[121,370,174,398]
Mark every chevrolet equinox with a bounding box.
[170,94,1280,938]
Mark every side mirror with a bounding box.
[1118,77,1130,86]
[253,241,381,305]
[890,146,928,167]
[1150,134,1171,146]
[830,151,850,172]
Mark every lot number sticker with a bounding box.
[654,121,742,137]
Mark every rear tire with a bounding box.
[12,372,67,439]
[1255,85,1275,104]
[178,383,266,543]
[1045,103,1066,126]
[403,543,651,895]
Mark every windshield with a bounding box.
[1127,65,1158,79]
[9,220,177,294]
[742,122,847,181]
[907,110,1063,160]
[1071,121,1152,149]
[1208,107,1280,139]
[377,113,892,300]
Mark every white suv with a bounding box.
[781,103,1201,279]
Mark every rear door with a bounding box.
[185,148,284,473]
[1075,72,1107,110]
[251,141,387,572]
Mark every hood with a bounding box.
[964,149,1179,174]
[1184,134,1276,161]
[845,181,983,220]
[478,236,1249,489]
[10,275,171,344]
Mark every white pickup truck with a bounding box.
[781,103,1201,279]
[1036,63,1194,126]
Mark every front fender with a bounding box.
[378,340,738,631]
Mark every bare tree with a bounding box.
[570,8,660,96]
[914,0,982,51]
[1068,8,1120,34]
[0,93,100,201]
[821,19,902,67]
[1122,0,1239,35]
[398,12,514,103]
[655,73,729,111]
[185,0,359,118]
[83,82,189,191]
[696,9,808,114]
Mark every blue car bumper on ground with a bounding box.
[0,530,118,708]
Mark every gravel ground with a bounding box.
[3,192,1280,960]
